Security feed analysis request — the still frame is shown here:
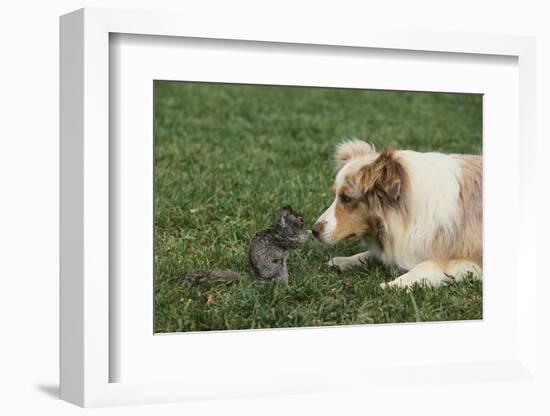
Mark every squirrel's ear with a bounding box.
[335,139,375,170]
[276,210,289,227]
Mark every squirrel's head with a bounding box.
[275,206,309,246]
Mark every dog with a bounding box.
[312,139,482,288]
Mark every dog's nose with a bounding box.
[311,221,324,239]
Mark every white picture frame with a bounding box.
[60,7,538,408]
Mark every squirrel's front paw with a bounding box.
[327,257,354,271]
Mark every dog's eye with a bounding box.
[340,194,352,204]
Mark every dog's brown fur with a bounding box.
[313,139,483,287]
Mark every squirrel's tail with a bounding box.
[182,269,241,288]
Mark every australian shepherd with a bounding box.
[312,139,482,288]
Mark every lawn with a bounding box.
[154,81,483,333]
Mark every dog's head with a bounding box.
[312,139,407,247]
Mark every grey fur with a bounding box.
[182,269,241,288]
[181,207,309,287]
[248,207,310,284]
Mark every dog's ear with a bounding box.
[335,139,375,170]
[356,150,405,203]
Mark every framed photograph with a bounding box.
[152,80,483,334]
[60,8,538,408]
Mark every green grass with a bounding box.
[154,81,483,333]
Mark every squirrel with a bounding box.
[181,206,310,287]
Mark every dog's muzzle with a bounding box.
[311,221,325,241]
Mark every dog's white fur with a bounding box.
[314,140,482,288]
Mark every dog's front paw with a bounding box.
[328,256,353,271]
[380,280,403,289]
[380,278,415,291]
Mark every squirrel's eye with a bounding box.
[340,194,352,204]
